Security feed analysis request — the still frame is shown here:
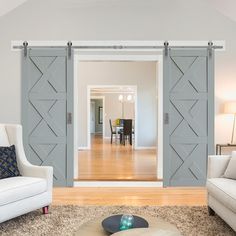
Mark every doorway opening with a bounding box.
[89,95,105,141]
[88,86,137,148]
[75,59,162,182]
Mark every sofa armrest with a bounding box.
[5,124,53,192]
[21,163,53,192]
[208,155,231,178]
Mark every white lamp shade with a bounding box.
[127,94,132,101]
[224,102,236,114]
[118,94,123,101]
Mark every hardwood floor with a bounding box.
[77,135,157,181]
[53,187,207,206]
[69,136,207,207]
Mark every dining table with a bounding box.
[112,125,123,138]
[112,124,134,143]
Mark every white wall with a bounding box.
[0,0,236,145]
[78,62,157,148]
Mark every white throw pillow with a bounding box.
[224,151,236,180]
[0,125,10,146]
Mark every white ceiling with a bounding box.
[0,0,236,23]
[0,0,28,17]
[205,0,236,22]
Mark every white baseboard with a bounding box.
[78,146,90,150]
[135,146,156,150]
[78,146,156,150]
[73,181,163,187]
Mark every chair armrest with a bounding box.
[5,124,53,192]
[21,163,53,192]
[207,155,231,178]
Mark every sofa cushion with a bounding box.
[207,178,236,213]
[0,145,21,179]
[0,176,47,206]
[224,151,236,180]
[0,125,10,146]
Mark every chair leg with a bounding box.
[111,134,112,144]
[208,206,215,216]
[130,134,132,145]
[42,206,49,214]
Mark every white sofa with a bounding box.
[207,155,236,231]
[0,124,53,223]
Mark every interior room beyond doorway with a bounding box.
[77,61,159,181]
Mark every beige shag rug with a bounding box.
[0,206,235,236]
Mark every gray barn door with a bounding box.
[21,48,74,187]
[163,49,214,187]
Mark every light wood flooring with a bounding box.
[53,187,207,206]
[77,135,157,181]
[67,136,207,207]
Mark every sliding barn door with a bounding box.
[22,48,74,186]
[163,49,214,186]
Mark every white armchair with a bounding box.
[0,124,53,223]
[207,155,236,231]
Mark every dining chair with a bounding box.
[120,119,133,145]
[109,119,117,144]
